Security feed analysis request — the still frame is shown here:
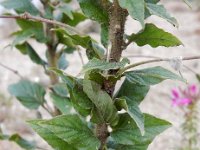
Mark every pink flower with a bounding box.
[187,84,199,98]
[171,84,200,107]
[171,88,192,106]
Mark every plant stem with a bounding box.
[0,12,82,35]
[42,1,61,116]
[109,0,127,62]
[118,56,200,75]
[0,62,23,78]
[96,123,109,150]
[181,101,199,150]
[96,1,128,149]
[76,46,84,65]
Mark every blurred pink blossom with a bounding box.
[171,84,200,107]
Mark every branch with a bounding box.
[76,46,84,65]
[124,54,161,59]
[0,12,83,35]
[41,103,53,117]
[125,54,200,75]
[183,64,198,74]
[118,56,200,75]
[0,62,23,78]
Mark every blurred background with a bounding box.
[0,0,200,150]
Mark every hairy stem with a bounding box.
[181,101,199,150]
[96,1,128,149]
[96,123,109,150]
[109,0,127,62]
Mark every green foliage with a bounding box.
[58,53,69,70]
[55,28,105,59]
[28,115,101,150]
[125,66,186,86]
[51,83,69,97]
[146,3,178,27]
[115,97,145,135]
[196,74,200,83]
[50,93,72,114]
[0,0,190,149]
[51,68,94,116]
[15,19,46,43]
[16,42,47,67]
[82,58,130,73]
[83,80,119,125]
[128,23,182,47]
[78,0,109,47]
[78,0,109,24]
[61,11,87,26]
[119,0,145,28]
[28,119,77,150]
[8,80,46,109]
[0,132,36,150]
[111,113,171,147]
[1,0,39,15]
[116,79,150,104]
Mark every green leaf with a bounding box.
[58,53,69,70]
[71,80,94,116]
[59,4,73,20]
[28,115,100,150]
[86,43,105,60]
[119,0,145,28]
[107,139,148,150]
[78,0,109,24]
[61,12,87,26]
[16,19,46,43]
[115,97,144,136]
[82,58,130,73]
[146,3,178,27]
[145,0,160,3]
[49,68,74,88]
[50,93,72,115]
[1,0,39,15]
[78,0,110,47]
[55,28,92,48]
[59,0,72,3]
[16,42,46,67]
[84,70,104,85]
[115,79,149,104]
[51,83,68,97]
[50,69,93,116]
[12,30,33,46]
[111,113,171,147]
[0,133,36,150]
[43,4,54,19]
[101,24,109,48]
[129,23,182,47]
[8,80,46,109]
[83,80,119,125]
[115,144,148,150]
[55,28,104,59]
[196,74,200,83]
[63,47,76,54]
[9,134,36,150]
[28,120,76,150]
[125,66,186,86]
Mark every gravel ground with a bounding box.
[0,0,200,150]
